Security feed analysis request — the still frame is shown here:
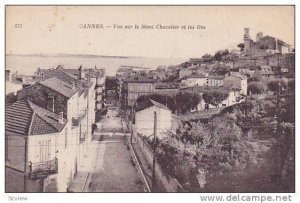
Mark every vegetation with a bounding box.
[202,90,228,107]
[214,49,229,61]
[267,80,286,92]
[252,71,262,82]
[248,82,265,95]
[237,43,244,51]
[136,91,202,114]
[156,116,261,192]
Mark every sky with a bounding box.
[6,6,294,58]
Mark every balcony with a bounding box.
[29,158,58,179]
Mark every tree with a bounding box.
[267,80,286,92]
[156,115,261,191]
[239,101,255,117]
[176,91,202,113]
[202,90,228,107]
[248,82,265,95]
[136,93,176,111]
[252,71,262,82]
[214,49,229,61]
[237,43,244,51]
[202,53,212,58]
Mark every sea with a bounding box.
[6,55,187,76]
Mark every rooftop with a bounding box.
[39,77,79,98]
[224,75,247,80]
[6,100,68,136]
[124,76,155,83]
[136,99,170,112]
[182,85,240,94]
[40,67,93,89]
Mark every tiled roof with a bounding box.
[224,75,247,80]
[208,76,225,80]
[39,77,78,98]
[182,86,231,94]
[28,101,67,135]
[136,99,170,112]
[5,100,68,136]
[124,76,155,83]
[41,67,93,90]
[182,74,207,80]
[6,100,33,136]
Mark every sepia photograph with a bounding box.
[4,5,295,194]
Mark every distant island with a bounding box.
[6,53,138,59]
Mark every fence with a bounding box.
[135,133,184,192]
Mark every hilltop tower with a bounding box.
[256,32,263,42]
[244,28,252,56]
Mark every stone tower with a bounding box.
[244,28,252,55]
[256,32,263,42]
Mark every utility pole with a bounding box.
[274,82,285,178]
[130,105,134,144]
[276,83,282,132]
[152,111,157,192]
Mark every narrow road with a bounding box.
[83,109,148,192]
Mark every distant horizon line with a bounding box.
[6,53,188,59]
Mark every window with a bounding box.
[39,140,50,162]
[48,140,51,159]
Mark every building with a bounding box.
[259,65,276,79]
[223,75,248,95]
[243,28,292,57]
[183,86,243,112]
[135,99,172,139]
[121,76,155,108]
[34,66,96,135]
[179,69,194,79]
[181,75,208,87]
[154,82,181,94]
[5,70,10,81]
[238,66,260,78]
[5,100,68,192]
[116,67,135,79]
[207,76,224,87]
[16,75,96,191]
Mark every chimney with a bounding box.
[87,69,91,82]
[59,112,64,124]
[78,65,82,80]
[41,72,44,81]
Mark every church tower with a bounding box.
[244,28,252,56]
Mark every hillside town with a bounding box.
[5,28,295,192]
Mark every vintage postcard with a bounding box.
[5,5,295,194]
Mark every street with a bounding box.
[82,108,148,192]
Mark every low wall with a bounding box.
[134,134,184,192]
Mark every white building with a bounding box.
[5,100,68,192]
[181,75,208,87]
[223,75,248,95]
[207,76,224,87]
[135,99,172,139]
